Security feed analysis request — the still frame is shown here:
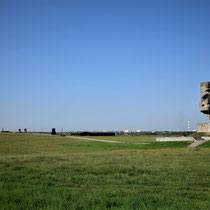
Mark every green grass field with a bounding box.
[0,133,210,209]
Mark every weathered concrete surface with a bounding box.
[197,123,210,133]
[200,81,210,115]
[156,137,195,142]
[201,136,210,141]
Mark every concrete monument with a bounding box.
[197,81,210,133]
[200,82,210,116]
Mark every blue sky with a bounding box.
[0,0,210,132]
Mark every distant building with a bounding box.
[123,130,129,134]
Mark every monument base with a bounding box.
[156,137,195,142]
[197,123,210,133]
[156,136,210,142]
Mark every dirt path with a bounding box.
[188,137,210,147]
[33,133,150,144]
[66,136,150,144]
[188,140,209,147]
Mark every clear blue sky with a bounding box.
[0,0,210,132]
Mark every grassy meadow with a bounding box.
[0,133,210,209]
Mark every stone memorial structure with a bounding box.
[200,81,210,116]
[197,81,210,133]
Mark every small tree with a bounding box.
[51,128,56,135]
